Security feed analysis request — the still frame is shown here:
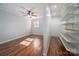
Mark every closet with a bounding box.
[60,3,79,54]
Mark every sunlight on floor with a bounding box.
[20,37,41,50]
[25,38,33,42]
[20,38,33,46]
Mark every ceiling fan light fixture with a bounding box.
[20,6,38,18]
[27,15,31,17]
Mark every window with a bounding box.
[33,20,39,28]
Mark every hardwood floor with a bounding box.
[0,35,43,56]
[47,36,74,56]
[0,35,74,56]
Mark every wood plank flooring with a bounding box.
[0,35,43,56]
[0,35,74,56]
[47,36,74,56]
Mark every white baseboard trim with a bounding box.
[0,34,30,44]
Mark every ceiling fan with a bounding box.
[20,6,37,18]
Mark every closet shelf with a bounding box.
[59,33,79,54]
[62,30,79,33]
[64,29,79,31]
[59,32,79,43]
[64,4,79,13]
[62,13,79,21]
[59,35,72,52]
[61,21,79,24]
[60,3,79,54]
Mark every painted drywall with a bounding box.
[0,10,31,43]
[30,5,44,35]
[43,5,51,55]
[50,17,62,36]
[30,4,51,55]
[0,19,3,40]
[31,18,43,35]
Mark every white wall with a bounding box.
[43,5,51,55]
[0,10,31,43]
[0,19,3,40]
[31,18,43,35]
[28,4,51,55]
[50,17,61,36]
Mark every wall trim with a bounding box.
[0,33,30,44]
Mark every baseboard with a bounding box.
[0,34,30,44]
[33,34,43,36]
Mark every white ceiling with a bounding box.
[49,3,67,17]
[0,3,76,18]
[0,3,44,17]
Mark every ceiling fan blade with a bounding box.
[20,12,28,16]
[30,7,34,11]
[20,6,29,11]
[32,14,37,17]
[21,11,26,14]
[22,14,28,16]
[21,10,28,15]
